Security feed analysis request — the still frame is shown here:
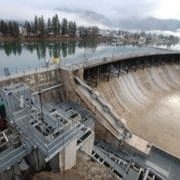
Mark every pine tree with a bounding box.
[62,18,68,35]
[72,22,76,36]
[68,21,76,36]
[52,14,60,35]
[12,21,19,36]
[0,20,8,34]
[34,15,38,34]
[24,21,32,36]
[39,16,45,36]
[47,17,52,34]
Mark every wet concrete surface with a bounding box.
[136,147,180,180]
[96,64,180,159]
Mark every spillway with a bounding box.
[95,64,180,158]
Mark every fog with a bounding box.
[0,0,180,21]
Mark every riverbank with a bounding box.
[0,35,111,44]
[0,35,81,42]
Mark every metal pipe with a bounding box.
[143,168,150,180]
[32,84,62,95]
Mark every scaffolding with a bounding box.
[0,83,94,171]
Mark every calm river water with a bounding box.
[0,41,179,76]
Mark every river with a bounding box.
[0,41,179,76]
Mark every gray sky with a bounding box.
[0,0,180,20]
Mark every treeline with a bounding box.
[0,14,99,39]
[0,20,19,36]
[24,14,77,37]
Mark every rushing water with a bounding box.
[0,41,179,76]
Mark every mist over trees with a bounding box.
[0,14,99,39]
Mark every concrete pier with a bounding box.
[59,138,77,171]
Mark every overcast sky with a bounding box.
[0,0,180,20]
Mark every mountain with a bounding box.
[13,7,180,32]
[54,9,180,31]
[117,17,180,31]
[55,8,111,29]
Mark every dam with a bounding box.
[0,49,180,180]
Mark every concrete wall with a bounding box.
[26,150,46,172]
[0,68,64,103]
[0,67,86,105]
[59,138,77,172]
[0,69,60,88]
[81,131,95,156]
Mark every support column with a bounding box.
[59,138,77,172]
[143,168,150,180]
[126,62,129,74]
[95,66,100,87]
[81,131,95,156]
[118,62,121,77]
[108,64,112,81]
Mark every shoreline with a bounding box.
[0,35,80,42]
[0,35,103,43]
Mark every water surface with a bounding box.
[0,41,179,76]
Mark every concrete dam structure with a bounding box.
[0,51,180,180]
[93,64,180,158]
[76,53,180,157]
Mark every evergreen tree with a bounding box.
[8,21,13,35]
[52,14,60,35]
[12,21,19,36]
[39,16,45,36]
[24,21,32,36]
[78,26,86,38]
[68,21,76,36]
[91,26,99,38]
[34,15,38,34]
[0,20,8,34]
[72,22,76,36]
[62,18,68,35]
[47,17,52,34]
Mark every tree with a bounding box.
[78,26,85,38]
[24,21,32,36]
[91,26,99,38]
[72,22,76,36]
[39,16,45,36]
[0,20,8,34]
[34,15,38,34]
[8,21,13,35]
[68,21,76,36]
[52,14,60,35]
[62,18,68,35]
[12,21,19,36]
[47,17,52,34]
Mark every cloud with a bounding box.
[0,2,38,20]
[0,0,180,21]
[113,0,158,19]
[153,0,180,19]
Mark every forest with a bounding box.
[0,14,99,39]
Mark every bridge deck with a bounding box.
[62,50,179,70]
